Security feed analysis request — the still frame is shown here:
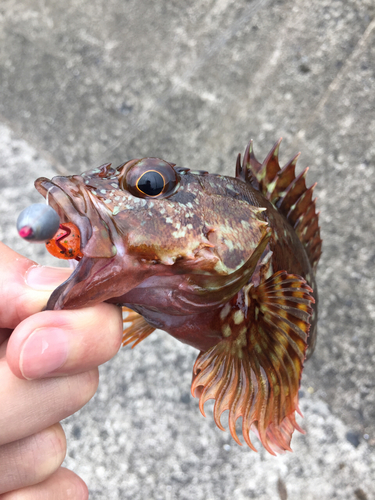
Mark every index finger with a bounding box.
[0,242,71,329]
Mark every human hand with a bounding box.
[0,242,123,499]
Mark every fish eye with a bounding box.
[122,158,180,198]
[137,170,165,197]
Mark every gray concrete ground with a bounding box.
[1,0,375,498]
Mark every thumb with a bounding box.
[0,243,71,329]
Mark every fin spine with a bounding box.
[239,139,322,271]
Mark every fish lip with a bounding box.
[34,176,93,248]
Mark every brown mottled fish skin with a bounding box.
[35,140,321,455]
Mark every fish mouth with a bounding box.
[35,175,119,260]
[34,175,143,310]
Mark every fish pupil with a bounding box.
[137,170,164,196]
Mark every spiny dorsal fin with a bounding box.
[238,139,322,272]
[258,138,282,191]
[122,306,155,348]
[236,140,261,186]
[191,271,314,454]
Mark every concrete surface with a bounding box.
[1,0,375,498]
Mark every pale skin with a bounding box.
[0,242,123,498]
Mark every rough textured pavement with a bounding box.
[1,1,375,499]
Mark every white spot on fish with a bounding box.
[260,250,273,266]
[214,261,226,273]
[220,303,231,320]
[264,264,274,280]
[222,324,232,337]
[224,238,234,251]
[172,228,187,238]
[233,310,244,325]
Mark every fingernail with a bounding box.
[20,328,69,379]
[26,266,71,291]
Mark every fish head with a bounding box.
[35,158,269,310]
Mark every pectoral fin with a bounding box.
[191,271,314,455]
[122,307,155,348]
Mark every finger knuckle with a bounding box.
[65,369,99,412]
[0,424,66,494]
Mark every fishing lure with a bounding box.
[22,139,321,454]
